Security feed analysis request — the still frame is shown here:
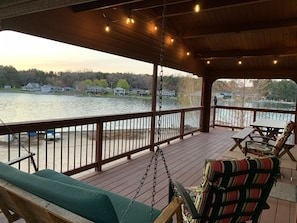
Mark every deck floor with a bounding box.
[1,128,297,222]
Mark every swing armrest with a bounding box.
[6,152,36,166]
[170,179,200,219]
[154,197,184,223]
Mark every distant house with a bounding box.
[113,87,126,96]
[62,87,74,92]
[86,86,107,94]
[41,85,62,93]
[131,88,150,96]
[220,91,233,99]
[21,83,40,91]
[4,85,11,89]
[105,87,112,93]
[160,90,175,97]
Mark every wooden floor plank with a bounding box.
[0,128,296,223]
[260,197,278,223]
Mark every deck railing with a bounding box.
[0,108,201,175]
[212,105,296,129]
[0,105,295,175]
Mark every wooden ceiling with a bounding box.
[1,0,297,81]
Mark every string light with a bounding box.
[238,59,242,65]
[273,58,278,64]
[126,11,135,24]
[186,51,190,56]
[194,3,200,13]
[105,23,110,32]
[206,60,210,64]
[126,17,134,24]
[170,37,174,43]
[154,24,158,31]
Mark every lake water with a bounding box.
[0,92,180,123]
[1,92,294,124]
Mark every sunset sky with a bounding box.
[0,30,188,76]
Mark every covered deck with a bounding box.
[1,1,297,222]
[2,127,296,223]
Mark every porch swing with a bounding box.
[0,1,183,223]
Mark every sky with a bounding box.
[0,30,189,76]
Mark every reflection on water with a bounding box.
[0,93,180,123]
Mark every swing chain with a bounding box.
[150,0,173,220]
[119,151,156,223]
[121,1,172,222]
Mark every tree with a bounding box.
[179,76,201,107]
[266,80,297,102]
[116,79,130,90]
[0,65,20,87]
[84,79,93,86]
[162,75,179,91]
[98,79,108,87]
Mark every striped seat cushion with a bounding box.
[245,141,276,156]
[246,121,295,156]
[182,157,278,223]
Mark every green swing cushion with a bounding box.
[0,162,119,223]
[34,169,162,223]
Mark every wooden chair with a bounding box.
[244,121,295,157]
[170,157,280,223]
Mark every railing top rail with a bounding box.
[215,105,295,114]
[0,107,203,135]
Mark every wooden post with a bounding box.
[150,64,158,151]
[95,121,103,171]
[200,76,214,132]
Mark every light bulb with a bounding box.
[194,4,200,13]
[105,24,110,32]
[126,17,131,24]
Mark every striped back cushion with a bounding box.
[195,157,279,223]
[274,121,295,151]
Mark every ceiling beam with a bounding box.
[0,0,97,20]
[208,68,297,81]
[71,0,271,16]
[155,0,270,19]
[180,18,297,39]
[195,47,297,59]
[71,0,144,13]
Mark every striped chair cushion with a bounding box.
[246,121,294,156]
[245,141,276,156]
[182,157,277,223]
[275,121,294,149]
